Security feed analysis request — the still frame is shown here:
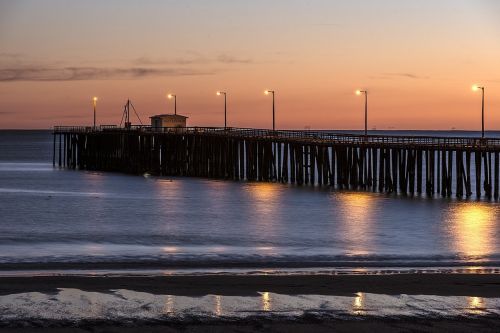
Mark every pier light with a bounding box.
[472,84,484,91]
[217,91,227,129]
[92,96,98,129]
[167,93,177,115]
[472,85,485,138]
[355,89,368,137]
[264,90,275,130]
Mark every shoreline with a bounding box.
[1,266,499,278]
[1,259,499,270]
[1,273,500,297]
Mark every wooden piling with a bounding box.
[51,127,500,200]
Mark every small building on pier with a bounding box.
[150,114,188,128]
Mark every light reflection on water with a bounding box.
[214,295,222,316]
[246,183,283,247]
[338,193,375,256]
[162,246,179,253]
[352,292,366,315]
[247,182,281,217]
[447,203,496,258]
[164,295,174,314]
[467,296,486,315]
[261,292,271,312]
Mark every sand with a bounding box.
[1,273,500,332]
[1,317,500,333]
[1,273,499,297]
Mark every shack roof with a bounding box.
[150,114,188,119]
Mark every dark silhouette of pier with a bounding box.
[53,126,500,200]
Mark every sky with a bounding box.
[0,0,499,130]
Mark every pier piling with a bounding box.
[52,126,500,200]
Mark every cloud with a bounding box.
[376,73,430,80]
[216,54,253,64]
[133,55,209,66]
[0,51,252,82]
[0,53,22,59]
[133,53,254,66]
[0,66,214,82]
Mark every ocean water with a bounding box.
[0,130,499,273]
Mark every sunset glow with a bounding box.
[1,1,499,129]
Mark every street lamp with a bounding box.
[264,90,275,130]
[217,91,227,129]
[92,96,98,129]
[472,85,485,138]
[356,90,368,137]
[167,93,177,115]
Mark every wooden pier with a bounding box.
[53,126,500,200]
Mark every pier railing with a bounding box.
[53,125,500,149]
[53,125,500,199]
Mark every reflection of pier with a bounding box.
[53,126,500,199]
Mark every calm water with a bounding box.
[0,130,499,272]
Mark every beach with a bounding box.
[1,273,500,332]
[2,318,500,333]
[1,273,500,297]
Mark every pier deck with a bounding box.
[53,126,500,200]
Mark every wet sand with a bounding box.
[1,273,499,297]
[1,317,500,333]
[2,274,500,332]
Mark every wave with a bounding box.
[0,162,53,172]
[1,252,499,272]
[0,188,106,197]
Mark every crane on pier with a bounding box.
[120,99,143,129]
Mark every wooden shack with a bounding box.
[150,114,188,128]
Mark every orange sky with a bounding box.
[1,0,499,130]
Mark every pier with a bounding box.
[53,126,500,200]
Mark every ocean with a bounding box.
[0,130,499,274]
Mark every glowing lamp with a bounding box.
[472,85,483,92]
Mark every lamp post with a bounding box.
[217,91,227,129]
[356,90,368,137]
[167,93,177,115]
[92,96,98,129]
[472,85,485,138]
[264,90,275,130]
